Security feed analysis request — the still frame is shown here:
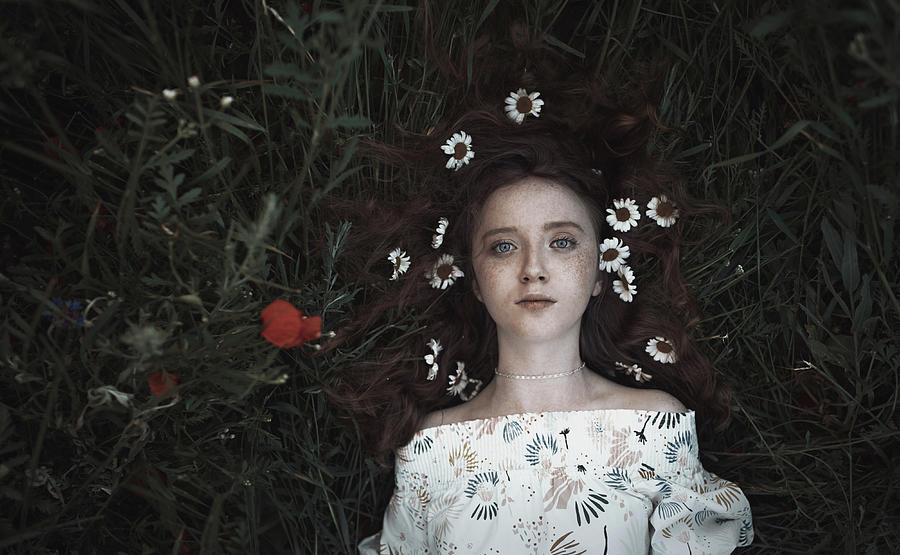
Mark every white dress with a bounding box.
[359,409,753,554]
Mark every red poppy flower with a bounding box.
[260,299,322,348]
[147,370,180,397]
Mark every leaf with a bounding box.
[545,33,585,59]
[766,209,799,244]
[747,10,796,38]
[820,217,842,268]
[852,274,872,334]
[187,157,232,187]
[840,230,860,292]
[673,141,711,160]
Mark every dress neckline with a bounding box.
[417,407,694,434]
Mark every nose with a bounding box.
[520,245,547,282]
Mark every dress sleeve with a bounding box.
[645,435,754,554]
[357,472,429,554]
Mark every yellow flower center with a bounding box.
[656,341,673,353]
[602,249,619,262]
[615,206,631,221]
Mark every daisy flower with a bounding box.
[188,75,200,88]
[387,248,411,280]
[612,265,637,302]
[616,361,652,383]
[426,253,464,289]
[646,194,680,227]
[461,376,483,402]
[504,88,544,124]
[447,361,469,396]
[220,95,234,108]
[606,198,641,232]
[441,131,474,171]
[598,238,631,273]
[162,88,178,101]
[431,217,449,249]
[646,336,677,364]
[425,338,442,380]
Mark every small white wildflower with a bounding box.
[645,336,677,364]
[440,131,474,171]
[431,217,449,249]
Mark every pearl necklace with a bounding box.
[494,361,585,380]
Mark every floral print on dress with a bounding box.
[360,409,754,555]
[464,471,500,520]
[502,420,523,443]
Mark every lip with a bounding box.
[516,295,556,303]
[518,300,554,310]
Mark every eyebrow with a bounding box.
[480,221,586,241]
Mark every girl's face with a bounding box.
[470,177,604,342]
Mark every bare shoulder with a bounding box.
[419,403,469,431]
[625,388,688,412]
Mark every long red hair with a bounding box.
[318,17,732,468]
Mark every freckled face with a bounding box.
[470,177,604,341]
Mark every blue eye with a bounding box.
[552,236,577,249]
[492,241,514,255]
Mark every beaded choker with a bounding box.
[494,361,585,380]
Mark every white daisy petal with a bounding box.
[431,217,449,249]
[424,338,443,380]
[646,194,680,227]
[605,198,641,232]
[645,336,677,364]
[504,88,544,124]
[612,264,637,302]
[447,361,469,396]
[387,248,411,280]
[598,237,631,273]
[615,361,652,383]
[426,253,464,289]
[442,131,475,171]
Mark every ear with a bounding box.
[592,273,604,297]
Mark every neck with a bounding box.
[483,330,592,413]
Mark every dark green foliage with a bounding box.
[0,0,897,553]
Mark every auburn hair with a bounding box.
[318,15,733,468]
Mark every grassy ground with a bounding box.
[0,0,897,553]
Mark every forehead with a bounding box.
[474,177,592,231]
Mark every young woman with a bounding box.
[324,33,754,554]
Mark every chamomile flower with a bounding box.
[461,376,483,401]
[447,361,468,396]
[441,131,474,171]
[598,238,631,273]
[646,194,680,227]
[426,253,464,289]
[612,265,637,302]
[162,88,178,101]
[606,198,641,232]
[387,248,410,280]
[220,95,234,108]
[645,336,677,364]
[425,338,442,380]
[188,75,201,88]
[504,88,544,124]
[431,217,449,249]
[616,361,653,383]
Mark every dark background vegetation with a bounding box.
[1,0,897,553]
